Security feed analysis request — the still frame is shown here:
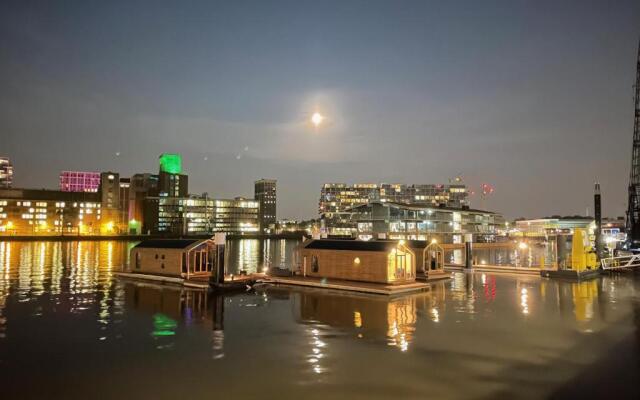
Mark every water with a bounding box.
[225,238,301,274]
[0,240,639,399]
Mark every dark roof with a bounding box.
[134,239,202,249]
[303,239,400,252]
[405,240,428,249]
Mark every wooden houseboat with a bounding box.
[130,239,214,279]
[300,239,416,284]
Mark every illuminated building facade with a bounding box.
[144,196,259,235]
[319,182,468,218]
[254,179,277,233]
[59,171,101,192]
[98,172,126,233]
[128,173,159,233]
[513,217,626,249]
[0,188,102,235]
[513,218,595,237]
[325,201,504,243]
[0,157,13,188]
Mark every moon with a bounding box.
[311,112,324,127]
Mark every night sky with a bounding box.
[1,0,639,220]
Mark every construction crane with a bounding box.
[627,39,640,248]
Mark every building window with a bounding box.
[312,255,319,273]
[135,253,141,269]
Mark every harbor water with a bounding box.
[0,240,638,399]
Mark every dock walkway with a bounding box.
[262,275,431,295]
[445,264,544,276]
[114,271,210,289]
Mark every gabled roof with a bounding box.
[134,239,203,249]
[303,239,400,252]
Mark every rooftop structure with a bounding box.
[159,153,182,174]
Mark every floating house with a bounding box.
[130,239,214,278]
[300,239,416,284]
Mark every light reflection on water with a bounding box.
[225,239,558,272]
[0,241,638,399]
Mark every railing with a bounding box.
[600,254,640,270]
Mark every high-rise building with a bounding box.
[255,179,277,233]
[158,153,188,197]
[59,171,101,192]
[100,172,120,209]
[319,182,470,238]
[319,182,468,216]
[0,157,13,188]
[99,172,122,232]
[118,177,130,232]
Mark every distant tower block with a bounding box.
[255,179,277,233]
[594,182,602,260]
[0,157,13,188]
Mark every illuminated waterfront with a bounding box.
[0,241,638,399]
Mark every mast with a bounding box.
[627,39,640,246]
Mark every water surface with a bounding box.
[0,241,638,399]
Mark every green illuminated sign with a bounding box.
[159,153,182,174]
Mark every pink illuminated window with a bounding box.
[59,171,101,192]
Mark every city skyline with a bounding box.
[2,1,640,220]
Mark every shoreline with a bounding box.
[0,232,308,242]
